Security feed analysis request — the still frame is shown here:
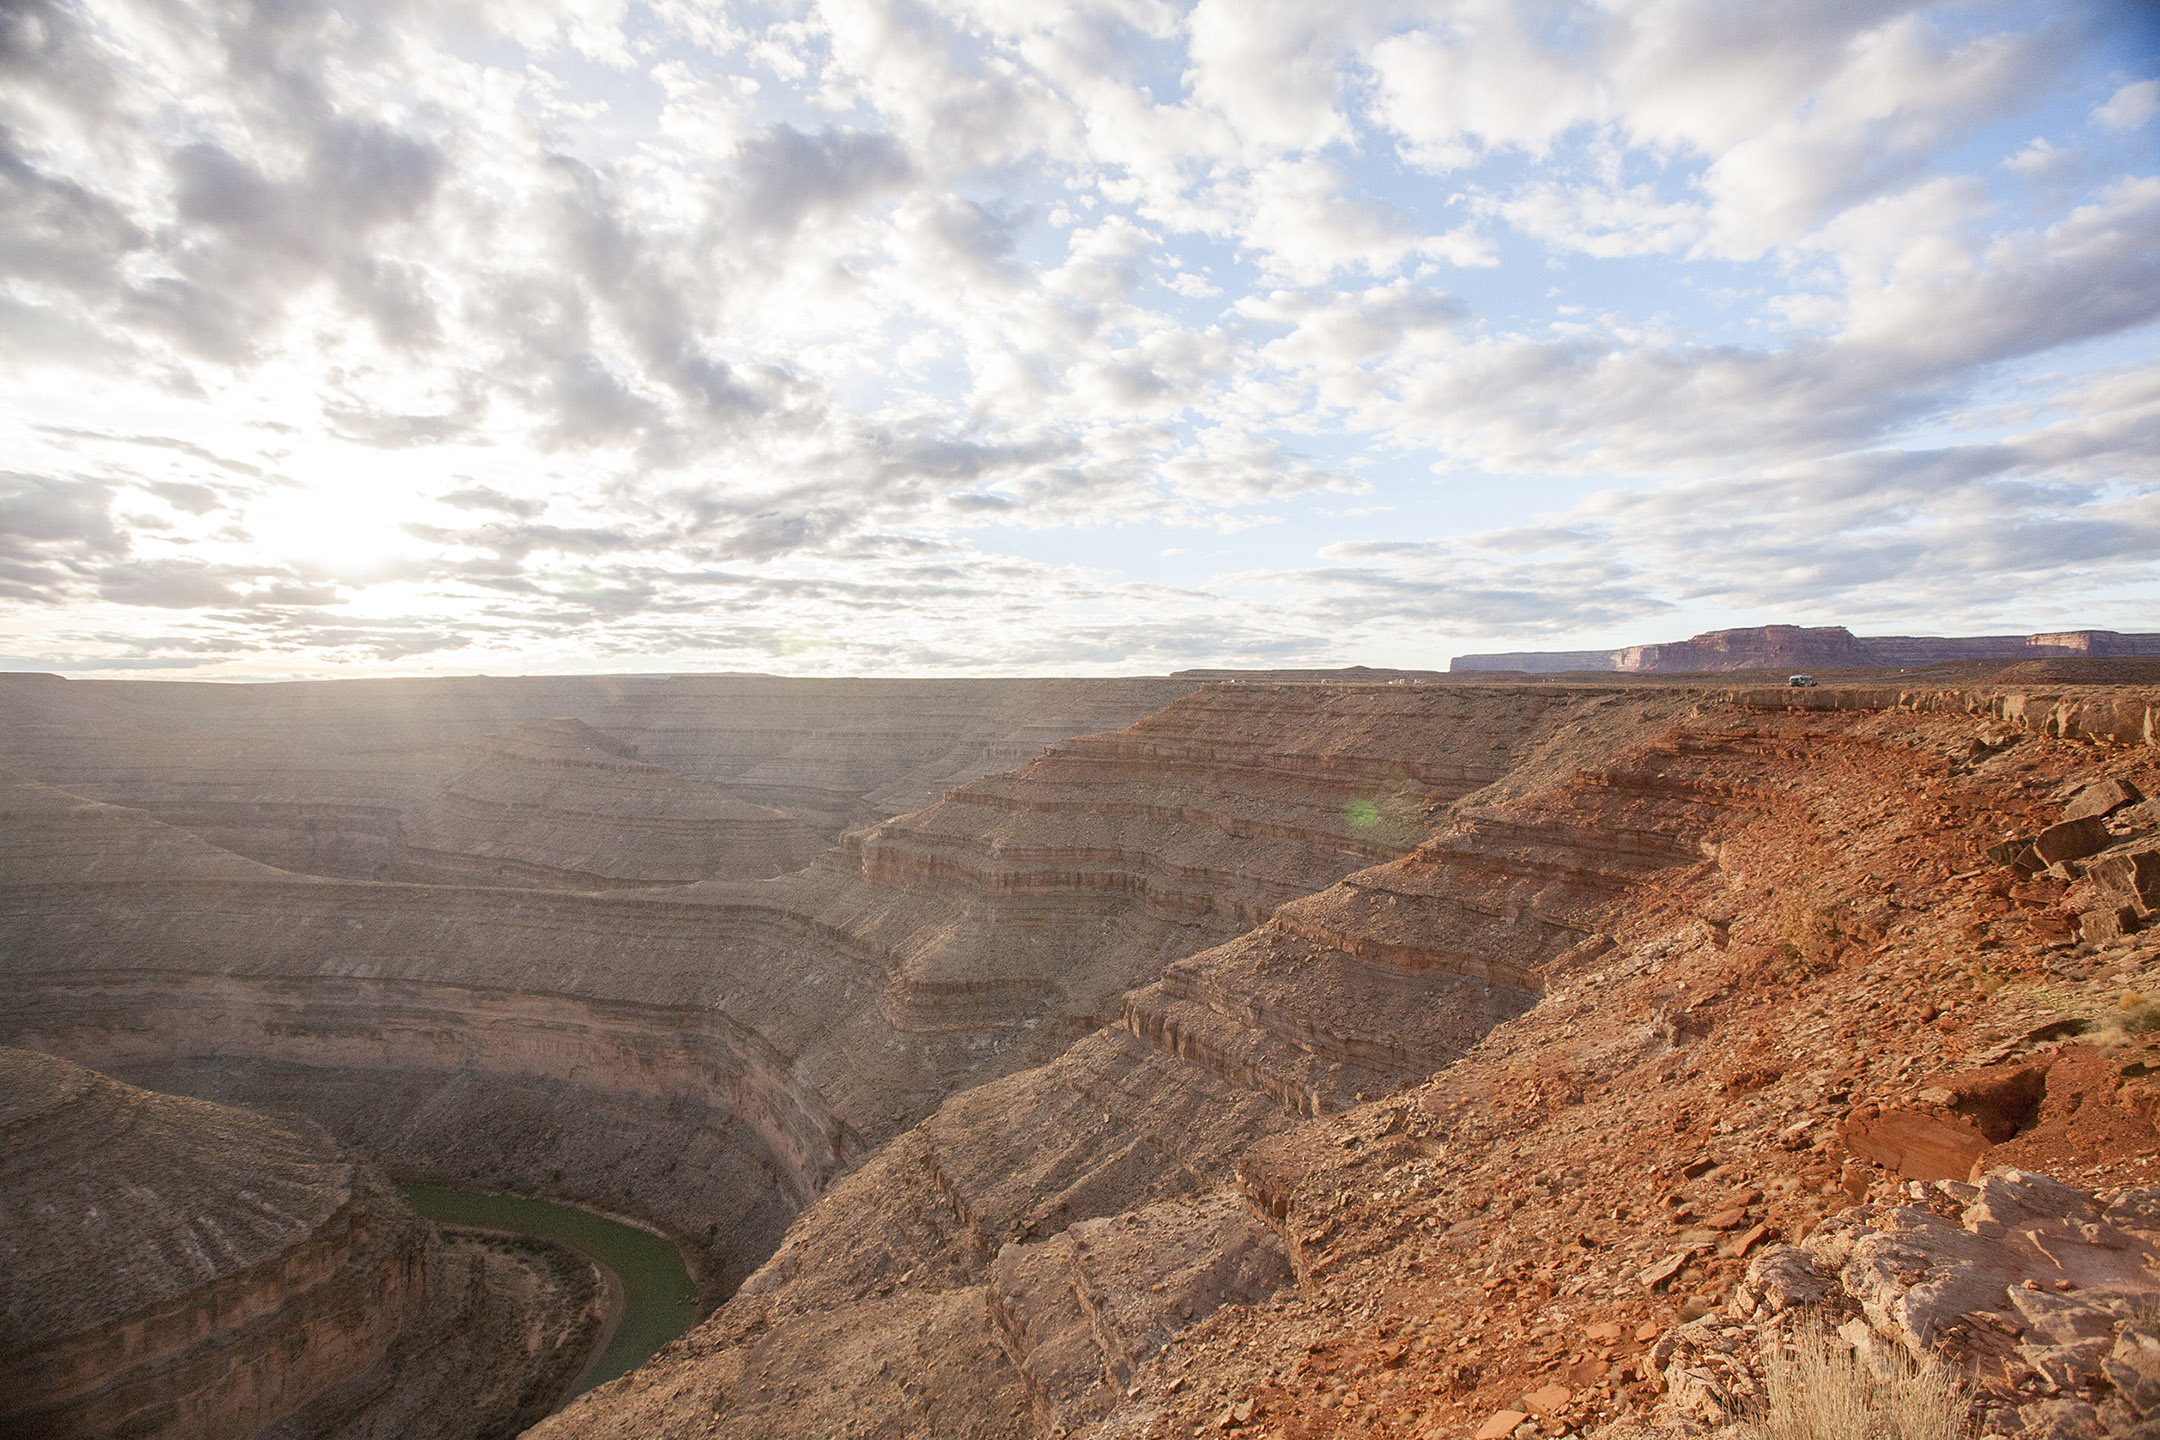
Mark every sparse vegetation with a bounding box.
[1781,893,1841,965]
[2095,995,2160,1046]
[1741,1317,1968,1440]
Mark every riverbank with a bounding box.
[399,1184,699,1399]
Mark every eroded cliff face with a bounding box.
[385,717,826,888]
[524,686,1719,1439]
[0,681,1669,1304]
[0,1048,430,1440]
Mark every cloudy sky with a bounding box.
[2,0,2156,677]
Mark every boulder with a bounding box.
[2066,778,2144,822]
[2092,844,2160,914]
[2106,1327,2160,1414]
[2034,815,2113,866]
[1839,1105,1993,1182]
[1838,1063,2051,1181]
[2082,906,2143,943]
[1988,836,2034,867]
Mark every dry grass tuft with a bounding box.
[1741,1317,1967,1440]
[2129,1293,2160,1333]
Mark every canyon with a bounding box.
[3,658,2159,1439]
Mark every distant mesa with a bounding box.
[1173,665,1446,683]
[1449,623,2160,674]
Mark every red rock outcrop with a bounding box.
[1657,1169,2160,1436]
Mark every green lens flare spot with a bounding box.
[1345,799,1380,829]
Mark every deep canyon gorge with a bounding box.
[6,647,2160,1440]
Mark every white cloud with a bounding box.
[1367,10,1600,169]
[2095,77,2160,131]
[1492,183,1705,259]
[0,0,2152,676]
[1689,13,2065,258]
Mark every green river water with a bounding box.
[399,1183,697,1398]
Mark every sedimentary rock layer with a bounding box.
[0,681,1663,1316]
[387,717,825,888]
[533,689,1731,1439]
[0,1048,429,1440]
[30,673,2155,1439]
[0,672,1201,883]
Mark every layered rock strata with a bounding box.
[0,672,1202,880]
[386,717,824,888]
[0,1048,430,1440]
[533,692,1735,1438]
[263,1228,608,1440]
[1,678,1688,1437]
[770,681,1655,1051]
[1051,689,2160,1440]
[0,681,1648,1302]
[21,673,2160,1439]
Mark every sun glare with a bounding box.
[247,478,427,580]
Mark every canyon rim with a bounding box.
[5,641,2160,1439]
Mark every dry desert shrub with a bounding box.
[2092,994,2160,1048]
[1779,893,1841,966]
[1741,1317,1967,1440]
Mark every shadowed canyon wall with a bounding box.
[0,1048,429,1440]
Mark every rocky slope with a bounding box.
[534,678,2160,1440]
